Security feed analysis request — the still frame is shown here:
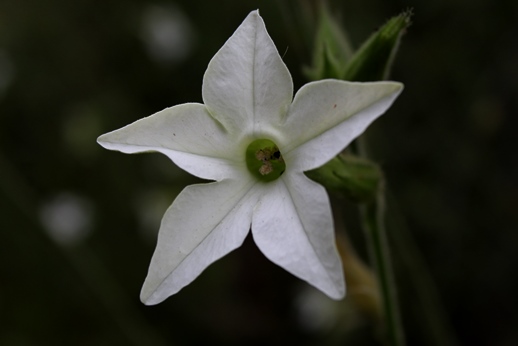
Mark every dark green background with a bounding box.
[1,0,516,345]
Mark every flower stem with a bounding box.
[361,186,405,346]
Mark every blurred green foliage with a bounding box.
[1,0,517,345]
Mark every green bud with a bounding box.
[303,3,354,81]
[305,154,382,203]
[342,10,412,82]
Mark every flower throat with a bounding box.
[245,139,286,182]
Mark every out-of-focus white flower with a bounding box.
[40,192,93,246]
[140,5,194,64]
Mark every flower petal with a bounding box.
[202,10,293,138]
[97,103,243,181]
[281,80,403,171]
[251,172,345,299]
[141,178,260,305]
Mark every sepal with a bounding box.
[305,153,382,203]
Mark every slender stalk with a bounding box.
[361,184,405,346]
[386,192,459,346]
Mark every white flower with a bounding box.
[98,10,403,305]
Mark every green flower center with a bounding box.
[245,139,286,182]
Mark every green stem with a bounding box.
[386,191,459,346]
[361,186,405,346]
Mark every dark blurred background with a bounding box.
[1,0,517,345]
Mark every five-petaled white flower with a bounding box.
[98,10,403,305]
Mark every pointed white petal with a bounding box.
[97,103,243,181]
[281,80,403,171]
[251,172,345,299]
[202,10,293,137]
[141,178,260,305]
